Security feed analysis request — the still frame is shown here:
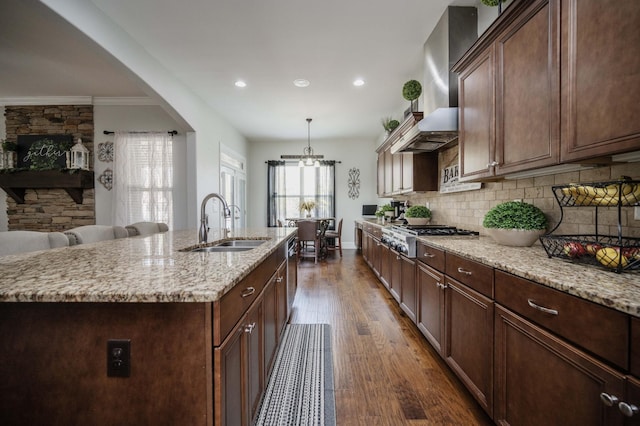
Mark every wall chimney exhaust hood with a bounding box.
[390,6,477,154]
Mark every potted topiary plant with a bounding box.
[402,80,422,113]
[482,201,547,246]
[381,117,400,135]
[404,205,431,225]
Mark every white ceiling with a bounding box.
[0,0,480,143]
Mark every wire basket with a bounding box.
[552,179,640,207]
[539,234,640,273]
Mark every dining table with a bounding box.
[285,217,335,259]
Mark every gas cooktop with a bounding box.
[391,224,479,236]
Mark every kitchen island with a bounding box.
[0,227,296,425]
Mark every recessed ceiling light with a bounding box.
[353,78,365,87]
[293,79,310,88]
[234,80,247,88]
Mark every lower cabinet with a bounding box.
[389,250,402,302]
[215,297,264,426]
[399,254,416,322]
[214,250,289,426]
[444,277,494,416]
[379,244,391,290]
[624,376,640,426]
[494,304,626,426]
[417,262,445,354]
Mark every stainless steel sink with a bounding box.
[190,246,255,252]
[214,240,266,247]
[181,238,269,253]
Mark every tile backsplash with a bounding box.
[396,148,640,239]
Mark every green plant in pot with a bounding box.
[404,205,431,225]
[402,80,422,112]
[381,117,400,135]
[483,201,547,247]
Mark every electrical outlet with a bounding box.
[635,206,640,220]
[513,198,523,203]
[107,339,131,377]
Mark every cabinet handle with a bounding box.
[423,252,435,258]
[487,161,498,167]
[437,283,447,289]
[600,393,620,407]
[397,256,401,260]
[527,299,559,316]
[276,276,283,283]
[457,267,472,275]
[619,402,640,417]
[241,287,256,298]
[244,322,256,334]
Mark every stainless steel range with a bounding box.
[381,225,479,258]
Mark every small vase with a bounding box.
[3,151,16,169]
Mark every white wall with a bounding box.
[248,137,379,248]
[93,104,190,229]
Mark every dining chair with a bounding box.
[296,220,320,263]
[325,218,343,257]
[0,231,69,256]
[64,225,129,245]
[125,222,169,237]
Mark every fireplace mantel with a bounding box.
[0,170,94,204]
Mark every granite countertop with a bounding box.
[355,219,640,318]
[0,227,296,303]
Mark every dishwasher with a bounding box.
[286,236,297,315]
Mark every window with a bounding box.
[267,161,335,227]
[221,150,247,230]
[112,132,173,228]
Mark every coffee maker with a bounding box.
[390,200,406,221]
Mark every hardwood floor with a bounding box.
[289,249,494,426]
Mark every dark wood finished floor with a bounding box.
[289,249,494,426]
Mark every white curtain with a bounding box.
[112,132,173,228]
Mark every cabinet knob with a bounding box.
[487,161,499,167]
[276,276,283,283]
[600,392,620,407]
[619,402,640,417]
[244,322,256,334]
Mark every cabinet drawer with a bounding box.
[495,270,629,369]
[632,317,640,377]
[416,241,445,272]
[213,248,281,346]
[445,252,493,297]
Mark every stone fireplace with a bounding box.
[3,105,95,232]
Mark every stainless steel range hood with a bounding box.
[391,6,477,154]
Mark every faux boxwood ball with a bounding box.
[482,201,547,230]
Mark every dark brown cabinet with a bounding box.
[623,376,640,426]
[559,0,640,161]
[455,0,640,181]
[399,254,416,322]
[417,262,445,354]
[494,304,626,426]
[379,243,391,290]
[457,0,558,181]
[444,277,494,416]
[389,250,401,303]
[216,297,264,426]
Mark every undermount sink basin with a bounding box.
[181,238,269,253]
[190,246,255,253]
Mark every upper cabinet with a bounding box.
[560,0,640,161]
[454,0,640,181]
[376,113,438,196]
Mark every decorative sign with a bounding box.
[348,167,360,199]
[17,134,72,170]
[439,164,482,194]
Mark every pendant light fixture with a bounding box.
[298,118,320,168]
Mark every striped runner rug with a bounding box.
[255,324,336,426]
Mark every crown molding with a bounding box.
[0,96,92,106]
[92,97,156,106]
[0,96,157,107]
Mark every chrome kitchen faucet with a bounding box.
[199,193,231,243]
